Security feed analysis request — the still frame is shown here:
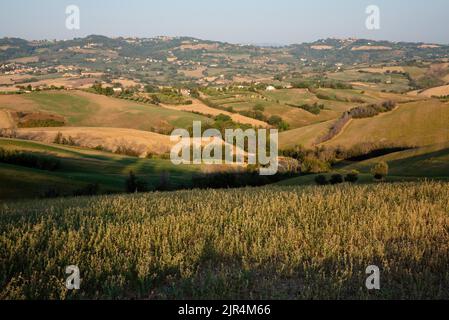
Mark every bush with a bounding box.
[115,145,141,157]
[125,171,148,193]
[156,172,171,191]
[268,115,290,131]
[330,174,344,185]
[0,147,60,171]
[345,170,360,183]
[315,175,328,185]
[371,161,389,181]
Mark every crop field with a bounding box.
[1,182,448,299]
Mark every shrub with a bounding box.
[345,170,360,183]
[330,174,344,185]
[371,161,389,181]
[0,147,60,171]
[125,171,148,193]
[268,115,290,131]
[156,172,171,191]
[315,175,328,186]
[301,157,330,174]
[115,145,141,157]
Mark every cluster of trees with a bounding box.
[315,171,359,185]
[348,100,396,119]
[281,145,335,174]
[267,115,290,131]
[291,80,353,90]
[0,147,60,171]
[238,109,267,122]
[125,171,172,193]
[119,94,161,105]
[18,119,65,128]
[314,161,389,186]
[191,171,295,189]
[91,83,115,96]
[114,145,142,157]
[288,102,325,115]
[53,132,77,146]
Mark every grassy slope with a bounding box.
[0,90,211,131]
[344,143,449,178]
[0,138,200,200]
[279,120,333,149]
[1,182,448,299]
[323,99,449,148]
[277,143,449,186]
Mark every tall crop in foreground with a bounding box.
[1,182,448,299]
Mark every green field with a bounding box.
[1,181,448,299]
[0,91,211,131]
[0,138,200,200]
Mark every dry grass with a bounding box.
[418,85,449,98]
[14,127,173,156]
[323,100,449,148]
[279,120,333,149]
[1,181,448,299]
[0,110,14,129]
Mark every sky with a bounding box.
[1,0,449,45]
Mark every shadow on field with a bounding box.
[143,237,449,300]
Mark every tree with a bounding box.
[330,174,344,185]
[345,170,359,183]
[315,175,328,186]
[125,171,148,193]
[371,161,389,181]
[156,171,171,191]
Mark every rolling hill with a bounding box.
[0,90,212,132]
[0,138,200,200]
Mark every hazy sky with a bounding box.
[1,0,448,44]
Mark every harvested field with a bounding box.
[15,127,173,156]
[418,84,449,97]
[0,110,14,128]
